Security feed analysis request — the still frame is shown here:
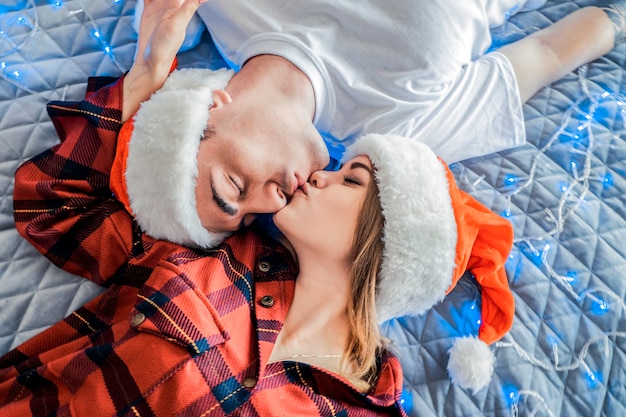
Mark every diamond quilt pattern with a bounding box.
[0,1,625,416]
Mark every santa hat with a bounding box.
[343,134,515,392]
[110,67,234,248]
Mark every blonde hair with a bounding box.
[342,174,386,389]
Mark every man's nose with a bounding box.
[244,184,287,214]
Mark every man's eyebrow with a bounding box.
[210,180,238,216]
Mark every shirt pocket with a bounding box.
[129,261,229,356]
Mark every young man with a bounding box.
[122,0,620,245]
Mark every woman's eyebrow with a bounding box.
[210,180,238,216]
[350,161,373,175]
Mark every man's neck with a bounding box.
[228,54,316,120]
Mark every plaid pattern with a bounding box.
[3,76,407,416]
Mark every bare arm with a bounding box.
[500,6,616,103]
[122,0,207,122]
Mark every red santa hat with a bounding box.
[110,67,234,248]
[343,133,515,392]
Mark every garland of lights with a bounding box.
[456,63,626,416]
[0,0,123,99]
[2,2,625,417]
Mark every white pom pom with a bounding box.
[447,336,495,392]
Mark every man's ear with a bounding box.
[211,89,232,109]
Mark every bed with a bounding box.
[1,1,624,416]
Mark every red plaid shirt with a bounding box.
[3,76,407,416]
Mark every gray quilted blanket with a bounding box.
[1,1,624,416]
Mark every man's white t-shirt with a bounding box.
[197,0,530,163]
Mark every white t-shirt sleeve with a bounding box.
[395,51,525,164]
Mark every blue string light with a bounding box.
[602,172,613,189]
[585,370,603,389]
[502,384,519,408]
[591,298,609,316]
[504,174,517,186]
[400,388,413,414]
[563,271,577,286]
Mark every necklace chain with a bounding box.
[287,354,342,359]
[272,353,342,363]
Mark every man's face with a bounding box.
[195,92,330,232]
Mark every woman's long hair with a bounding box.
[343,173,386,389]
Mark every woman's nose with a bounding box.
[308,170,334,188]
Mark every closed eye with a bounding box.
[229,175,243,195]
[344,176,362,185]
[211,180,238,216]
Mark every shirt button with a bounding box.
[242,377,257,389]
[259,295,275,308]
[258,261,271,272]
[131,313,146,327]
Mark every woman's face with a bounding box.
[273,155,374,261]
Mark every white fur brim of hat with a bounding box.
[342,134,458,323]
[125,68,234,248]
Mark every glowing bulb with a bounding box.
[503,384,519,407]
[591,298,609,315]
[400,388,413,414]
[93,30,101,38]
[586,371,603,389]
[603,173,613,189]
[564,271,577,285]
[504,174,517,186]
[570,161,579,178]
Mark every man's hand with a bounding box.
[123,0,208,122]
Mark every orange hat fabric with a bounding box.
[110,117,134,215]
[343,134,514,392]
[446,166,515,345]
